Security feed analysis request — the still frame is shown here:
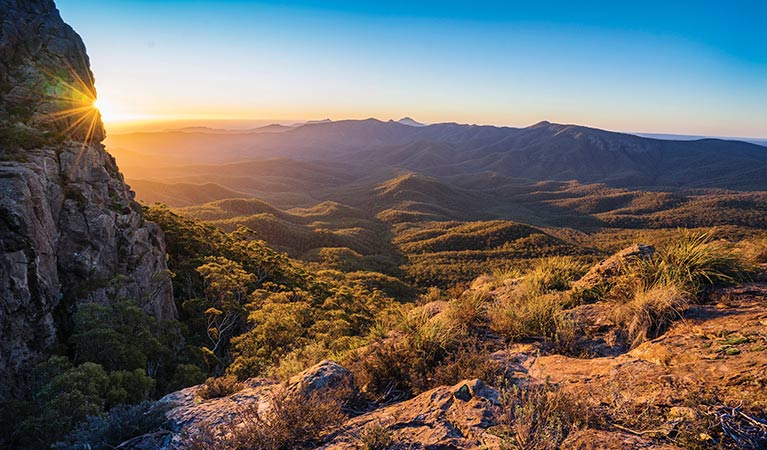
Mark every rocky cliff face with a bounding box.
[0,0,175,401]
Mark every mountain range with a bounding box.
[107,118,767,191]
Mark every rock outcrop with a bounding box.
[572,243,655,294]
[0,0,175,401]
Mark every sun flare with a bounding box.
[92,98,111,121]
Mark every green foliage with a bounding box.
[524,256,590,297]
[0,126,50,152]
[53,401,168,450]
[11,357,155,449]
[69,301,165,372]
[633,230,749,294]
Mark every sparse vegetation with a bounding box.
[358,423,395,450]
[492,382,588,450]
[182,384,350,450]
[197,376,243,400]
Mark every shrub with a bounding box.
[492,383,587,450]
[429,340,506,388]
[358,422,395,450]
[346,310,464,400]
[614,283,690,347]
[197,376,243,400]
[52,401,168,450]
[183,384,349,450]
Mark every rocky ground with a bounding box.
[120,278,767,450]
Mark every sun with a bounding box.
[92,98,114,122]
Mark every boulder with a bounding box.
[285,360,354,398]
[321,379,501,449]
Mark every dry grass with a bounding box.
[634,230,748,294]
[488,289,571,343]
[183,383,350,450]
[739,238,767,265]
[614,283,690,347]
[196,376,243,400]
[445,290,491,330]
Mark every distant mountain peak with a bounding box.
[295,118,333,127]
[397,117,426,127]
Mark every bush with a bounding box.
[358,422,395,450]
[346,309,463,401]
[492,383,587,450]
[53,401,168,450]
[197,376,243,400]
[182,384,349,450]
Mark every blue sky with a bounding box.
[57,0,766,137]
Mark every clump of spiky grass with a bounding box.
[490,266,524,289]
[446,290,492,330]
[609,230,751,347]
[488,289,572,343]
[634,230,747,295]
[357,422,395,450]
[614,283,690,347]
[525,257,590,297]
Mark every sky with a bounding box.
[57,0,767,137]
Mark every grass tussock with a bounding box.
[634,230,748,294]
[524,256,590,297]
[610,230,751,346]
[357,422,395,450]
[739,238,767,265]
[445,290,492,330]
[614,283,690,347]
[488,289,575,345]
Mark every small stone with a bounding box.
[454,384,472,401]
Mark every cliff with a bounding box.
[0,0,175,401]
